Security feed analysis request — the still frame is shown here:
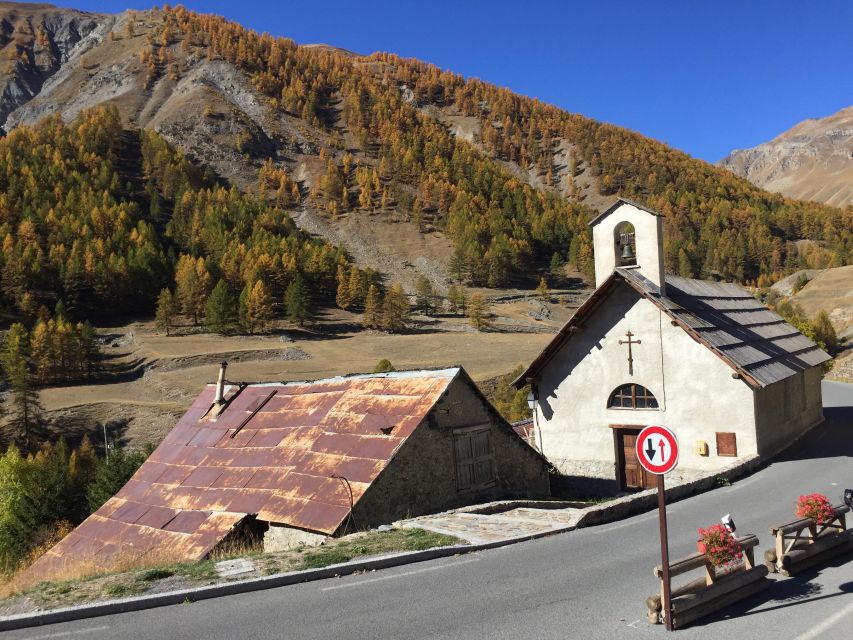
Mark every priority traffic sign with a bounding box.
[636,425,679,475]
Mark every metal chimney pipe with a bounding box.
[214,361,228,412]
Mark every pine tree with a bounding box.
[86,448,146,513]
[155,288,179,336]
[466,293,491,331]
[246,280,274,333]
[284,274,311,326]
[78,322,99,378]
[362,284,382,329]
[381,282,410,332]
[204,280,239,334]
[549,252,564,282]
[415,276,435,315]
[1,324,41,444]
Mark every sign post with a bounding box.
[636,425,679,631]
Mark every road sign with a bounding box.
[635,425,679,630]
[636,425,679,475]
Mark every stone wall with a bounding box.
[350,375,550,530]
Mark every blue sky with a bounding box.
[52,1,853,162]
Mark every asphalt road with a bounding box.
[6,381,853,640]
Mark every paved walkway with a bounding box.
[397,506,586,544]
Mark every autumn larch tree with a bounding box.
[381,282,410,332]
[155,288,179,336]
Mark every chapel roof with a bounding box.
[587,196,664,226]
[515,269,831,389]
[22,368,462,584]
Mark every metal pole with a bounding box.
[657,473,673,631]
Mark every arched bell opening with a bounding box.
[613,222,637,267]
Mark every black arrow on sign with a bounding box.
[645,437,656,461]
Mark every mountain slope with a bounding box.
[0,2,850,299]
[720,106,853,208]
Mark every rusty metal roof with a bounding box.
[23,368,460,583]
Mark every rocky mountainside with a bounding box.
[720,106,853,208]
[0,3,849,295]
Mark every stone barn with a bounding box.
[24,366,549,582]
[516,198,830,494]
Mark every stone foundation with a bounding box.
[263,524,327,552]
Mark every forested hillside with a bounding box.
[0,2,850,320]
[166,6,852,285]
[0,105,356,321]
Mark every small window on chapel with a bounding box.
[608,384,658,409]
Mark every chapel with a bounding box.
[515,198,830,493]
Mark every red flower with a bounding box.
[697,523,742,568]
[795,493,835,525]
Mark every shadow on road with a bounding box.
[690,552,853,628]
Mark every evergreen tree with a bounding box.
[86,447,146,513]
[549,252,564,283]
[246,280,274,333]
[0,324,41,444]
[362,284,382,329]
[155,288,179,336]
[415,276,435,315]
[284,274,311,326]
[381,282,410,332]
[204,280,239,334]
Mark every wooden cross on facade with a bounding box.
[619,330,641,376]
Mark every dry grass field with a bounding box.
[19,291,583,450]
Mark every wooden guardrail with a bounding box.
[647,534,768,629]
[764,504,853,576]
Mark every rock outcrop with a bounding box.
[720,106,853,208]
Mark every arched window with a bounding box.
[608,384,658,409]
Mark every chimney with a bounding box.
[213,362,228,416]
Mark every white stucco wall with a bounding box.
[533,282,758,488]
[592,202,666,289]
[753,366,824,457]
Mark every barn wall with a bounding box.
[351,377,550,529]
[534,282,758,494]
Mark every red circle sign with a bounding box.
[636,425,679,475]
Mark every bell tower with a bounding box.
[589,198,666,292]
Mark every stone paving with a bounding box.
[397,507,586,545]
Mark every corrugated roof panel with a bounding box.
[22,368,459,584]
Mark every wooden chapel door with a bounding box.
[615,428,650,490]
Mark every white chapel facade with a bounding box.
[516,198,829,493]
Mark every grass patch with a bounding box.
[102,581,146,598]
[295,528,458,571]
[0,527,460,616]
[138,568,175,582]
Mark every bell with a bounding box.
[621,242,635,262]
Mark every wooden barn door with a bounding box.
[613,427,650,491]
